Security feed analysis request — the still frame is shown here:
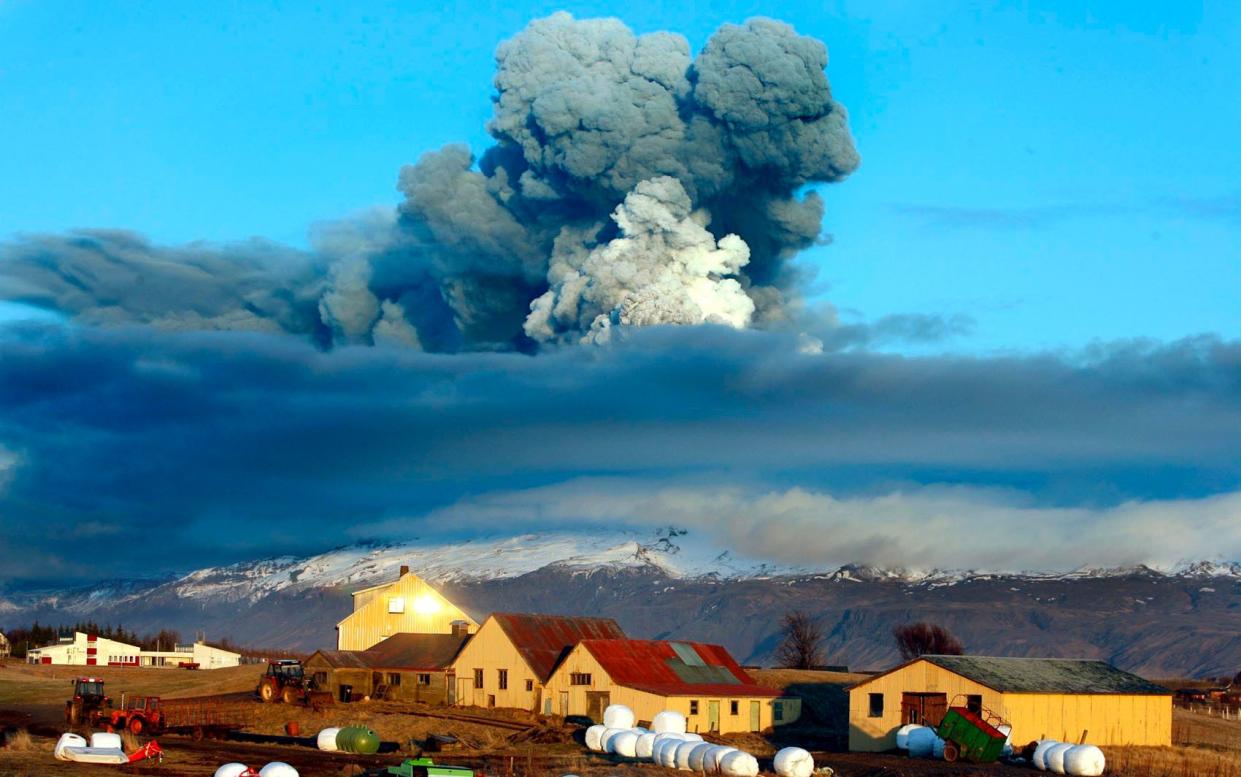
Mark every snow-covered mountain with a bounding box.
[4,528,1241,678]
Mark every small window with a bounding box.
[488,694,496,707]
[689,700,699,715]
[388,597,405,613]
[498,669,509,690]
[526,679,534,692]
[868,693,884,718]
[474,668,484,688]
[417,673,432,685]
[773,701,784,722]
[967,694,983,715]
[730,700,739,715]
[314,672,328,686]
[570,672,592,686]
[387,672,401,686]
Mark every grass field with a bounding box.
[0,661,264,705]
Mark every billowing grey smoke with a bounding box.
[1,13,857,352]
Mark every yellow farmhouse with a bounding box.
[848,655,1172,751]
[545,638,799,734]
[337,565,478,651]
[450,612,624,711]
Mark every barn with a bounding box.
[544,638,800,734]
[847,655,1172,751]
[450,612,625,711]
[336,565,479,651]
[306,629,471,704]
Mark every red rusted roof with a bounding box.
[491,613,625,681]
[579,639,782,698]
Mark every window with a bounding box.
[730,701,739,715]
[388,597,405,613]
[387,672,402,686]
[498,669,508,690]
[488,694,496,707]
[314,672,328,687]
[868,693,884,718]
[525,679,534,692]
[967,695,983,715]
[417,673,432,685]
[474,668,484,688]
[773,701,784,722]
[689,700,699,715]
[570,673,592,686]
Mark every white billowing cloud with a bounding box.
[525,176,754,344]
[402,479,1241,573]
[319,256,380,340]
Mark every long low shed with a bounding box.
[848,655,1171,751]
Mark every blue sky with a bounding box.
[1,2,1240,583]
[2,1,1236,351]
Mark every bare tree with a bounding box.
[775,611,826,669]
[893,622,964,660]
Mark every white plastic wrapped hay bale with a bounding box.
[931,735,946,760]
[683,732,704,742]
[906,726,937,758]
[259,764,299,777]
[674,740,701,770]
[1064,745,1106,777]
[213,765,253,777]
[654,736,684,767]
[611,730,639,758]
[585,724,607,752]
[773,746,814,777]
[1046,742,1074,774]
[1033,740,1060,771]
[687,742,715,771]
[54,733,87,761]
[635,732,658,759]
[600,727,626,753]
[895,723,925,750]
[719,750,760,777]
[603,704,636,729]
[316,727,341,752]
[652,710,687,734]
[997,724,1014,756]
[704,746,738,773]
[89,732,123,750]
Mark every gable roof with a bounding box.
[579,639,781,698]
[310,632,470,671]
[856,655,1169,695]
[491,613,625,681]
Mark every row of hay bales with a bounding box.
[895,723,1105,776]
[582,705,815,777]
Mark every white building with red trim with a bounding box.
[25,631,240,669]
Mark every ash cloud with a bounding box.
[0,13,857,351]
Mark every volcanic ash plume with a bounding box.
[0,13,858,352]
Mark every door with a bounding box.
[586,692,610,724]
[749,701,760,732]
[708,701,720,732]
[559,691,570,716]
[456,678,471,706]
[901,693,948,727]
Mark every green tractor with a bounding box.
[363,758,479,777]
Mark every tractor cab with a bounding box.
[266,659,304,680]
[72,677,107,701]
[65,677,111,725]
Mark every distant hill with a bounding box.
[2,531,1238,678]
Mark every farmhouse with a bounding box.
[545,638,798,733]
[848,655,1172,751]
[23,631,239,669]
[337,565,479,651]
[307,628,470,703]
[450,612,624,711]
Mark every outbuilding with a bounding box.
[307,629,471,704]
[544,638,799,733]
[847,654,1172,751]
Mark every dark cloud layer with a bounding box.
[0,323,1237,581]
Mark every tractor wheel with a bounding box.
[191,726,205,742]
[943,741,960,763]
[66,701,82,726]
[282,686,300,705]
[129,717,144,735]
[259,681,277,703]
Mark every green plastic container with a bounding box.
[336,725,380,754]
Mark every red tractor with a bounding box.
[105,695,165,735]
[255,659,307,704]
[65,677,111,726]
